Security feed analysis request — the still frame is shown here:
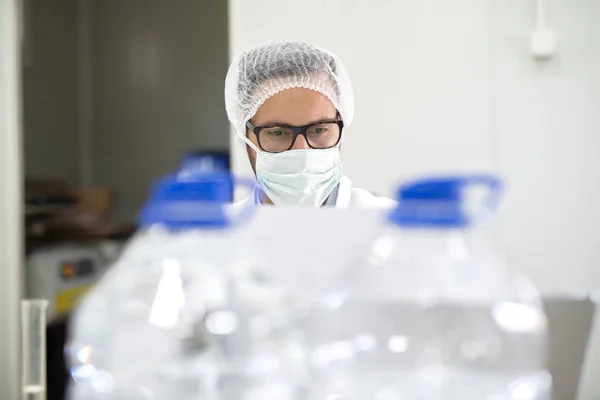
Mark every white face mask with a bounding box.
[244,137,342,206]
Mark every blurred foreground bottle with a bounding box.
[305,175,551,400]
[178,150,232,201]
[66,171,307,399]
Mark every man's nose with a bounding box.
[291,134,310,150]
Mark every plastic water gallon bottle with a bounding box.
[305,175,551,400]
[178,151,231,176]
[66,172,307,399]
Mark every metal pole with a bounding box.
[0,0,24,398]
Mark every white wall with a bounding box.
[229,0,600,398]
[91,0,230,221]
[229,0,495,187]
[493,0,600,294]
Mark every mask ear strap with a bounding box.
[237,130,261,154]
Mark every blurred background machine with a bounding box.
[26,244,117,322]
[24,179,132,321]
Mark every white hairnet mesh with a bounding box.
[225,41,354,139]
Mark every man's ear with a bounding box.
[245,144,258,175]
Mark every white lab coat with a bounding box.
[234,175,397,209]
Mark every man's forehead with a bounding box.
[251,88,337,126]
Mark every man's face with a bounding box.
[245,88,338,173]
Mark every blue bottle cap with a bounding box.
[138,172,235,228]
[178,151,230,176]
[388,174,503,228]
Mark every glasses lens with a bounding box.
[258,127,295,152]
[306,123,341,149]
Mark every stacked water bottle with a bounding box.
[65,156,551,399]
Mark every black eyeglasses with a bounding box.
[246,114,344,153]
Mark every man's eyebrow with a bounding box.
[254,115,337,127]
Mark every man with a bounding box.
[225,41,395,208]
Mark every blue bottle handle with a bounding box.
[396,174,504,227]
[226,177,259,226]
[459,175,504,224]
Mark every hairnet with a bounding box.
[224,41,354,140]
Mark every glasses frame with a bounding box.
[246,113,344,153]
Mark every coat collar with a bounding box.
[334,175,352,208]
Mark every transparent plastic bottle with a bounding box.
[66,172,308,400]
[304,175,551,400]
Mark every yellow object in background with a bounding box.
[55,285,92,314]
